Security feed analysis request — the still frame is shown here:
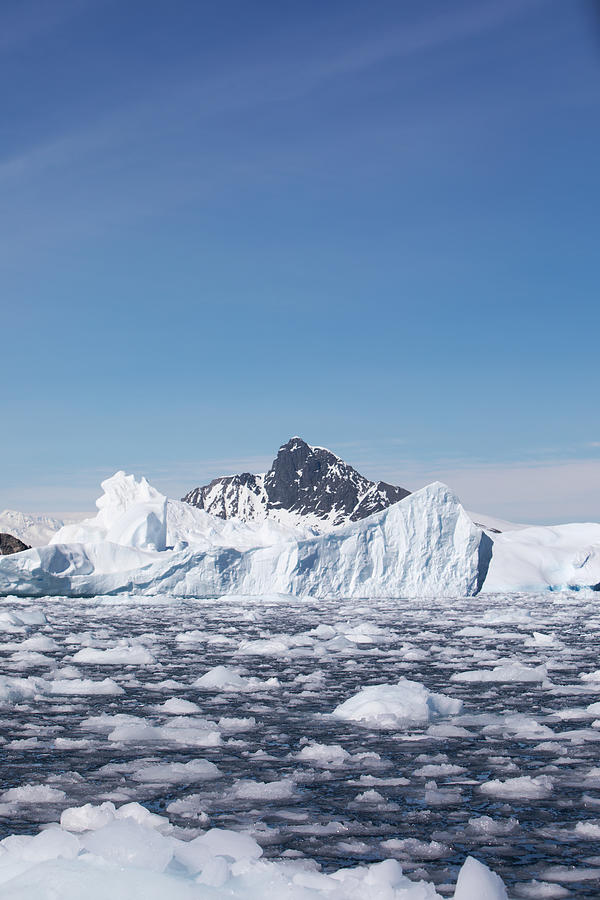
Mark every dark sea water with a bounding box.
[1,591,599,898]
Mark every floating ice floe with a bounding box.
[0,673,124,703]
[296,742,353,767]
[131,759,220,784]
[454,855,508,900]
[479,775,554,800]
[0,784,66,804]
[193,665,279,692]
[0,800,509,899]
[228,778,298,801]
[331,678,463,729]
[0,593,596,895]
[107,716,222,748]
[451,662,548,683]
[71,644,156,665]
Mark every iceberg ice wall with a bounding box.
[0,475,485,598]
[481,522,600,593]
[1,469,597,597]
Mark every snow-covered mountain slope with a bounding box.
[0,509,65,547]
[482,522,600,593]
[0,474,486,598]
[183,437,410,530]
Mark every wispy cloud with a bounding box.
[0,0,98,53]
[310,0,545,81]
[0,0,544,188]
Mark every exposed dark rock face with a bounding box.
[183,437,411,527]
[0,533,31,555]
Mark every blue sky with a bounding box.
[2,0,599,523]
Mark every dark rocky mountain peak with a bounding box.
[182,437,410,528]
[0,533,31,555]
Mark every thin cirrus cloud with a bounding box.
[0,0,545,189]
[312,0,546,81]
[0,0,563,275]
[0,0,99,52]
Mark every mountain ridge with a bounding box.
[182,437,411,529]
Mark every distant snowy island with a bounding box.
[1,437,598,597]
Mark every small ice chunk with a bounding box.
[1,826,80,863]
[157,697,201,714]
[175,629,207,643]
[381,837,450,859]
[18,635,59,651]
[424,780,462,806]
[466,816,519,837]
[480,775,554,800]
[454,855,508,899]
[230,779,297,800]
[0,675,45,703]
[414,763,466,777]
[132,758,220,784]
[166,794,209,823]
[108,720,221,747]
[71,645,155,665]
[218,716,256,733]
[296,742,351,767]
[61,802,117,832]
[0,784,66,803]
[50,677,124,695]
[451,663,547,683]
[193,666,248,691]
[332,678,462,729]
[354,789,386,804]
[514,880,570,898]
[574,820,600,838]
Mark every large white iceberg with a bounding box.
[0,474,486,598]
[482,522,600,593]
[2,468,598,597]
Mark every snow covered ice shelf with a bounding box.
[1,592,600,897]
